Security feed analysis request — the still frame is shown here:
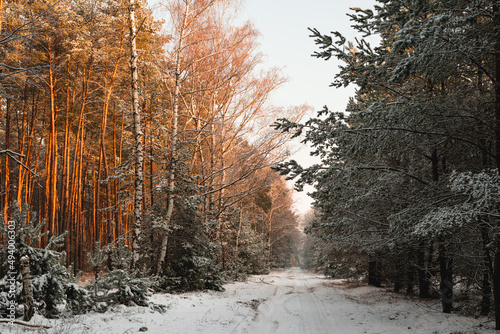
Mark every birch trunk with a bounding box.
[129,0,144,269]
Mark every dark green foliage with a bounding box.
[0,203,70,318]
[109,242,132,270]
[87,242,108,277]
[145,147,223,291]
[159,202,224,292]
[84,241,165,313]
[0,203,166,319]
[277,0,500,317]
[91,269,157,308]
[237,234,270,275]
[65,283,93,315]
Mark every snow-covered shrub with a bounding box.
[65,283,93,315]
[91,269,156,308]
[0,203,167,319]
[85,243,165,313]
[108,242,132,270]
[0,203,71,318]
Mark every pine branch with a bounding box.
[0,150,41,187]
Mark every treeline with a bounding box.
[276,0,500,327]
[0,0,304,287]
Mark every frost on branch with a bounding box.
[413,170,500,238]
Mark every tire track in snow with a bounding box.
[232,268,345,334]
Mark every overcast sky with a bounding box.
[239,0,377,214]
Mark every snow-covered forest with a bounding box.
[274,0,500,330]
[1,0,500,333]
[0,0,304,322]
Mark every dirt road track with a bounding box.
[229,268,492,334]
[233,268,356,333]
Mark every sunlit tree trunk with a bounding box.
[97,30,124,246]
[2,99,10,222]
[69,65,91,271]
[129,0,144,269]
[44,48,58,238]
[61,82,71,257]
[15,86,28,208]
[0,0,3,33]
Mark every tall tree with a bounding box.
[129,0,145,269]
[275,0,500,319]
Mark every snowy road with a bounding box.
[233,268,347,333]
[227,268,494,334]
[2,268,496,333]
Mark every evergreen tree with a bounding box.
[0,203,70,318]
[157,192,224,292]
[275,0,500,319]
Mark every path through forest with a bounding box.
[227,268,492,334]
[2,268,495,333]
[232,268,353,333]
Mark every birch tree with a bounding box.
[128,0,144,269]
[155,0,219,275]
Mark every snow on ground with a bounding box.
[1,268,496,334]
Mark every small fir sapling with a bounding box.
[0,203,70,318]
[87,242,108,297]
[85,242,165,313]
[108,241,132,270]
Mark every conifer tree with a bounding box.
[0,203,69,318]
[275,0,500,320]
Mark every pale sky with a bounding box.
[239,0,377,214]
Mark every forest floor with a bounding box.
[1,268,497,334]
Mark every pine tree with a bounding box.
[275,0,500,318]
[0,203,70,318]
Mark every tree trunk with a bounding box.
[62,83,71,260]
[157,0,189,275]
[0,0,3,33]
[97,31,123,247]
[129,0,144,270]
[235,204,242,260]
[69,65,90,272]
[481,220,493,316]
[406,249,415,294]
[417,241,430,298]
[3,99,10,222]
[45,51,58,238]
[16,86,28,208]
[438,239,453,313]
[368,255,381,287]
[492,1,500,328]
[394,247,403,293]
[20,256,34,322]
